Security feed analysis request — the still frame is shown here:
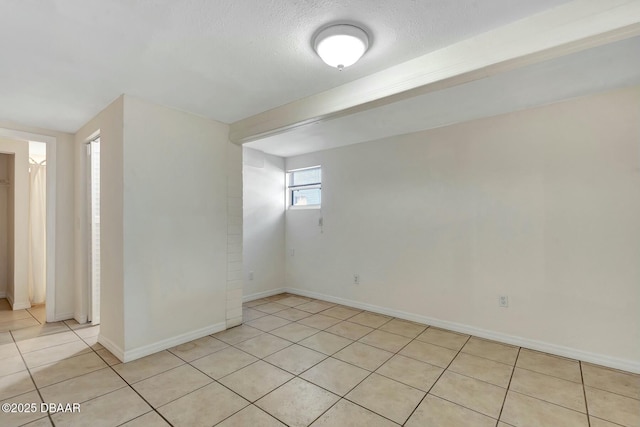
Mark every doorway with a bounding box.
[86,136,101,325]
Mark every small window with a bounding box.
[288,166,321,208]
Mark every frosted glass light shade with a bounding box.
[314,24,369,70]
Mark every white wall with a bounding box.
[285,86,640,371]
[0,138,29,309]
[243,148,286,298]
[122,96,231,356]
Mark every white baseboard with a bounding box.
[285,287,640,374]
[121,321,227,363]
[52,312,74,322]
[8,294,31,310]
[98,334,125,363]
[243,287,286,302]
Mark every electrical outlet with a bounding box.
[249,271,254,281]
[290,249,295,257]
[353,274,360,285]
[499,295,509,308]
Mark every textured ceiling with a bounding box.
[0,0,569,132]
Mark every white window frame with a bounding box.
[287,166,322,210]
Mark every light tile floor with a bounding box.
[0,293,638,426]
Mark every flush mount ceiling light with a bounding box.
[314,24,369,71]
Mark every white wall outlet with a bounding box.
[249,271,254,281]
[353,274,360,285]
[499,295,509,308]
[290,248,295,257]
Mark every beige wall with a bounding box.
[0,154,10,296]
[0,138,29,309]
[243,147,286,298]
[285,86,640,371]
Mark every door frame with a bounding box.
[0,128,56,320]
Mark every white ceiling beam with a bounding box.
[230,0,640,144]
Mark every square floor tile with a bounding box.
[320,305,362,320]
[399,340,457,368]
[132,364,212,407]
[516,349,582,383]
[219,361,293,402]
[16,330,80,353]
[168,336,228,362]
[406,394,496,427]
[243,308,268,321]
[359,330,411,353]
[582,363,640,400]
[256,378,339,427]
[510,367,585,412]
[0,354,26,376]
[51,387,151,427]
[270,323,319,342]
[121,411,171,426]
[0,342,20,360]
[22,340,91,368]
[113,351,184,384]
[246,315,291,332]
[275,296,312,307]
[234,334,291,358]
[349,312,392,328]
[301,357,370,396]
[0,370,35,401]
[501,390,588,427]
[158,382,248,427]
[40,367,126,405]
[217,405,286,427]
[299,331,353,355]
[325,321,374,341]
[253,302,289,315]
[376,354,442,391]
[263,344,327,375]
[298,314,342,330]
[589,416,625,427]
[311,399,398,427]
[449,352,513,387]
[461,337,518,365]
[585,386,640,427]
[334,342,394,371]
[346,373,425,424]
[416,327,469,350]
[296,301,335,314]
[378,319,427,338]
[22,416,53,427]
[191,347,257,379]
[31,352,107,387]
[213,325,263,344]
[431,370,506,418]
[273,308,313,322]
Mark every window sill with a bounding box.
[288,205,321,210]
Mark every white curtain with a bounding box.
[28,159,46,304]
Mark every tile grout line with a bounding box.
[66,325,178,427]
[580,361,591,427]
[496,347,521,424]
[399,333,473,426]
[9,324,75,427]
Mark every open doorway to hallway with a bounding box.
[86,136,100,325]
